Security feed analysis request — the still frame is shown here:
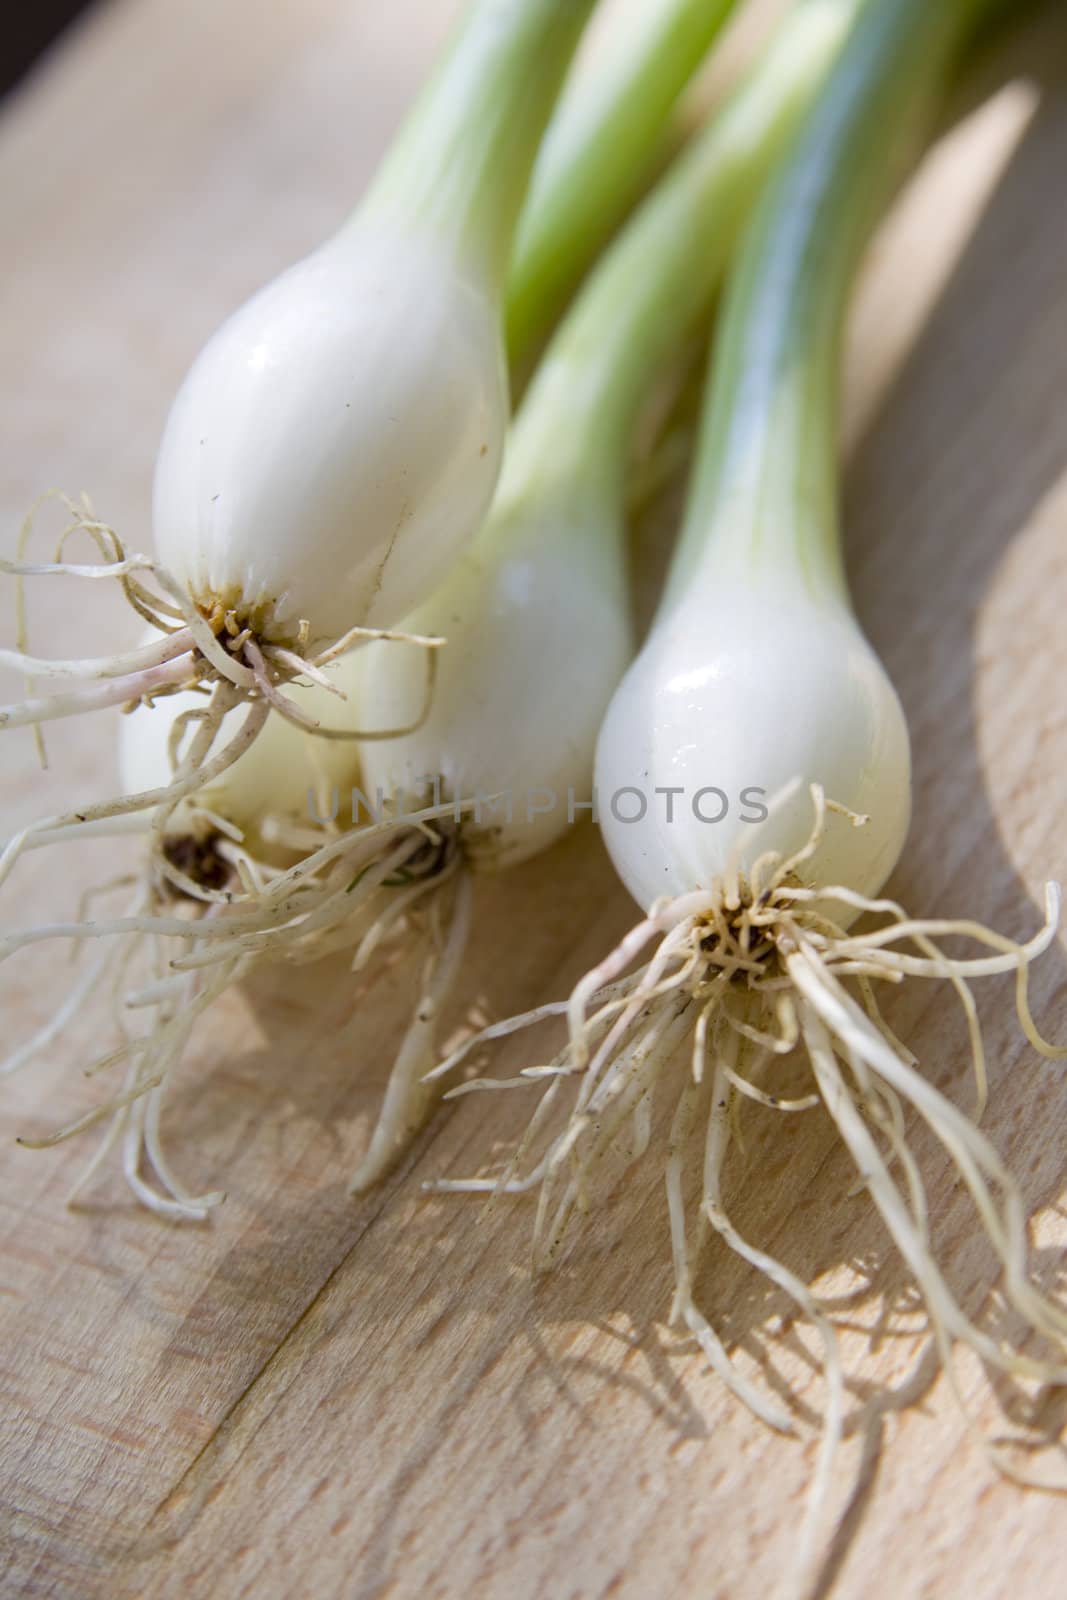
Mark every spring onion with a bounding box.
[432,0,1067,1570]
[1,656,372,1216]
[0,0,596,883]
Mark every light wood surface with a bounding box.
[2,3,1067,1597]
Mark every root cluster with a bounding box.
[426,793,1067,1571]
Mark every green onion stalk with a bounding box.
[506,0,739,364]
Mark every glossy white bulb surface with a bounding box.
[152,225,506,644]
[595,578,911,918]
[356,476,632,873]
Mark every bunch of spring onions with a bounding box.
[2,0,1066,1570]
[3,0,863,1216]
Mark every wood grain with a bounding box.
[2,3,1067,1597]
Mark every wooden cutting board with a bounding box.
[2,2,1066,1596]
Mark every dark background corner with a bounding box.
[3,1,98,100]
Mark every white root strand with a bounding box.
[350,870,473,1193]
